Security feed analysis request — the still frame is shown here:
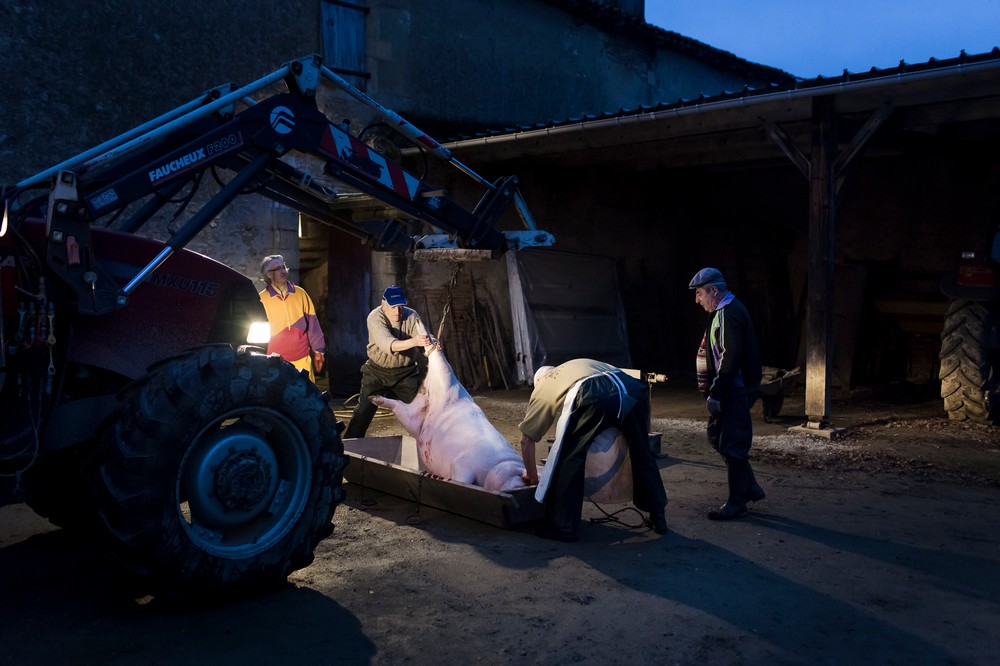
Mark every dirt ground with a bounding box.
[2,382,999,665]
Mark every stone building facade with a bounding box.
[0,0,794,388]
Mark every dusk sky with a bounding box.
[644,0,1000,78]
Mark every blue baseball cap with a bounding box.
[383,285,407,306]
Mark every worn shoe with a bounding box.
[708,502,748,521]
[747,485,766,502]
[535,524,577,543]
[645,514,668,535]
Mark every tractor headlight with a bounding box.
[246,321,271,345]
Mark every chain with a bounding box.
[405,472,426,525]
[358,454,377,507]
[435,263,464,344]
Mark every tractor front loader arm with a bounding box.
[3,55,552,315]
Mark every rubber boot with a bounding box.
[708,460,748,521]
[746,461,766,502]
[536,490,580,542]
[645,511,668,534]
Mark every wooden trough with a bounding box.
[342,436,545,529]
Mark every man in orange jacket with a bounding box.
[259,254,326,382]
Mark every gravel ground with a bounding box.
[2,382,999,665]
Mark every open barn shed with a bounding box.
[408,50,1000,425]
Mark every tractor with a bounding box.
[0,55,552,598]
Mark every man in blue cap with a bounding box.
[344,285,432,438]
[689,267,765,520]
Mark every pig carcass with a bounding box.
[369,346,527,492]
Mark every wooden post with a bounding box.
[805,96,837,427]
[763,100,891,434]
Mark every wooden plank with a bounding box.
[342,437,544,529]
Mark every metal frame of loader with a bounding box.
[6,54,553,315]
[0,54,553,598]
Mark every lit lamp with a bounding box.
[246,321,271,345]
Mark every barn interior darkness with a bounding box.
[484,101,1000,392]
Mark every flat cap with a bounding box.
[688,267,726,289]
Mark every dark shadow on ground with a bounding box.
[751,513,1000,602]
[344,483,983,664]
[0,526,376,665]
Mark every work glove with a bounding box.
[313,350,325,374]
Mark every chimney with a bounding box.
[599,0,645,20]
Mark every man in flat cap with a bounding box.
[344,285,432,438]
[689,267,765,520]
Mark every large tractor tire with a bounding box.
[939,300,998,423]
[92,345,347,599]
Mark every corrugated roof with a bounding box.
[450,47,1000,142]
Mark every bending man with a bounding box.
[519,359,668,542]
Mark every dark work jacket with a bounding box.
[702,295,762,400]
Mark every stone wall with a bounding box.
[1,0,798,387]
[367,0,784,135]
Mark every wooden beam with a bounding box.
[761,118,811,179]
[833,101,895,195]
